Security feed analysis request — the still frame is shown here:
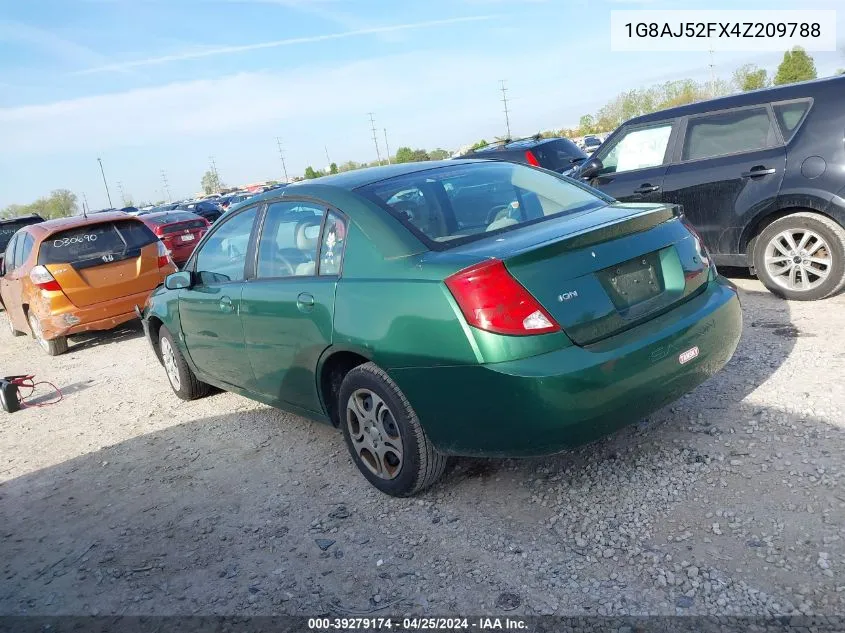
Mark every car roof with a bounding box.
[24,212,138,237]
[1,213,43,224]
[628,74,844,125]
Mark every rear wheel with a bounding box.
[27,312,68,356]
[339,362,447,497]
[753,212,845,301]
[159,326,210,400]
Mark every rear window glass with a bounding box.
[531,139,587,171]
[773,100,811,141]
[38,221,158,266]
[0,219,39,250]
[144,212,202,226]
[160,219,207,234]
[359,162,605,250]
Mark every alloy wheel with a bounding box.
[161,337,182,391]
[763,228,831,292]
[346,388,404,480]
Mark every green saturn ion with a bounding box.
[141,160,742,496]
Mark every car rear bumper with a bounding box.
[388,276,742,457]
[32,288,161,339]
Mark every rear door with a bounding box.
[586,120,678,203]
[0,234,20,317]
[38,220,164,307]
[662,104,786,256]
[179,205,259,387]
[240,200,342,411]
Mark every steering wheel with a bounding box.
[274,252,296,277]
[486,204,513,225]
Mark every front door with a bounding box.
[0,234,22,326]
[179,205,259,387]
[586,121,676,203]
[240,200,346,412]
[662,105,786,256]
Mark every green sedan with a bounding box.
[141,160,742,496]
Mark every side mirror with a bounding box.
[164,270,193,290]
[578,157,603,180]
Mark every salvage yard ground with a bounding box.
[1,275,844,616]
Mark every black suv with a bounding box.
[176,200,223,223]
[0,214,44,268]
[572,75,845,301]
[457,135,586,173]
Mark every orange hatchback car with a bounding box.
[0,213,176,355]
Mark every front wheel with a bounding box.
[27,312,68,356]
[753,212,845,301]
[159,326,210,400]
[339,362,447,497]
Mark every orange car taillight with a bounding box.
[30,265,62,292]
[156,240,173,268]
[445,259,560,336]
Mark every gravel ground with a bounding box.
[1,276,844,617]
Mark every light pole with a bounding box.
[97,157,113,208]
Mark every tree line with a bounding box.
[301,147,452,180]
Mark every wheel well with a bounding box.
[743,208,840,260]
[320,351,369,427]
[147,316,164,361]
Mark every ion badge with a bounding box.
[679,347,700,365]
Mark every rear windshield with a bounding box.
[38,220,158,266]
[0,218,40,250]
[531,139,587,171]
[144,212,203,227]
[359,162,606,250]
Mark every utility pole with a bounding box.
[368,113,382,165]
[709,48,716,97]
[97,157,113,208]
[160,170,172,203]
[82,192,89,218]
[383,128,392,165]
[209,156,220,193]
[500,79,512,140]
[324,145,332,166]
[275,137,289,183]
[116,181,127,206]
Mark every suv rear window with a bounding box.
[0,218,40,250]
[38,220,158,267]
[359,162,606,250]
[531,139,586,171]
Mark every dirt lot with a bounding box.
[1,276,844,617]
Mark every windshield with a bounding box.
[359,162,606,250]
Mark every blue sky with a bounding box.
[1,0,842,209]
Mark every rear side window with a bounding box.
[773,100,811,141]
[38,221,157,267]
[682,107,779,161]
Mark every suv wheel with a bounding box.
[27,312,68,356]
[753,212,845,301]
[339,362,447,497]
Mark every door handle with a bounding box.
[633,183,660,194]
[297,292,315,312]
[741,167,776,178]
[218,296,234,313]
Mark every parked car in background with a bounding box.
[456,135,586,173]
[1,212,176,355]
[0,214,44,273]
[142,160,741,496]
[177,200,223,223]
[572,75,845,301]
[139,211,210,266]
[582,135,602,154]
[120,206,139,215]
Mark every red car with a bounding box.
[139,211,209,266]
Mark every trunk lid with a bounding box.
[435,203,710,345]
[38,219,164,307]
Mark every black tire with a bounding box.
[6,313,24,337]
[753,212,845,301]
[159,326,210,400]
[338,362,447,497]
[27,311,68,356]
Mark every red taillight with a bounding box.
[445,259,560,336]
[524,150,540,167]
[30,265,62,292]
[156,240,173,268]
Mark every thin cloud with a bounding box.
[71,15,498,75]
